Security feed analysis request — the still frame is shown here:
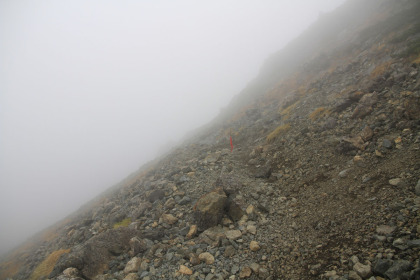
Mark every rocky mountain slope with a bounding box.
[1,0,420,279]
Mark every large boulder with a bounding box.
[50,227,140,280]
[146,189,165,203]
[193,188,227,230]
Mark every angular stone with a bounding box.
[189,253,201,266]
[382,139,393,149]
[246,205,256,215]
[186,225,198,239]
[129,237,148,256]
[178,196,191,205]
[415,179,420,196]
[258,268,269,279]
[373,259,393,277]
[50,227,139,279]
[215,174,243,195]
[193,188,227,230]
[239,266,252,278]
[254,165,272,178]
[339,169,350,178]
[123,273,140,280]
[249,241,260,251]
[360,126,373,141]
[178,265,193,275]
[348,270,362,280]
[353,262,372,278]
[131,201,152,219]
[376,225,395,235]
[124,257,142,274]
[389,178,402,187]
[198,226,226,247]
[403,97,420,119]
[385,260,412,280]
[139,260,148,272]
[63,267,79,277]
[225,230,242,240]
[249,263,260,273]
[246,224,257,235]
[351,92,378,119]
[324,270,337,277]
[227,196,247,222]
[407,239,420,248]
[224,245,236,257]
[160,213,178,225]
[352,104,373,119]
[147,189,165,203]
[164,197,176,209]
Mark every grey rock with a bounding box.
[254,165,272,179]
[147,189,165,203]
[339,169,350,178]
[193,188,227,230]
[382,139,393,149]
[407,239,420,248]
[385,260,413,280]
[227,195,247,222]
[129,237,149,256]
[215,174,243,195]
[373,259,393,277]
[223,245,235,257]
[376,225,395,235]
[231,264,239,274]
[415,179,420,196]
[50,227,140,279]
[258,268,269,279]
[392,238,407,250]
[178,196,191,205]
[389,178,403,187]
[348,270,362,280]
[353,262,372,278]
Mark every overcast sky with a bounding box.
[0,0,346,256]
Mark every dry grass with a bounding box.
[0,260,22,279]
[30,249,70,280]
[370,61,392,79]
[41,229,58,243]
[0,238,39,279]
[309,107,330,121]
[279,102,298,120]
[266,124,291,143]
[113,218,132,229]
[413,53,420,64]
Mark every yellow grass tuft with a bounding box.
[113,218,132,229]
[279,102,298,120]
[266,124,291,143]
[30,249,70,280]
[309,107,330,121]
[370,61,392,79]
[0,260,22,279]
[413,53,420,64]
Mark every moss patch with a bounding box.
[113,218,132,229]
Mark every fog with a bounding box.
[0,0,346,256]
